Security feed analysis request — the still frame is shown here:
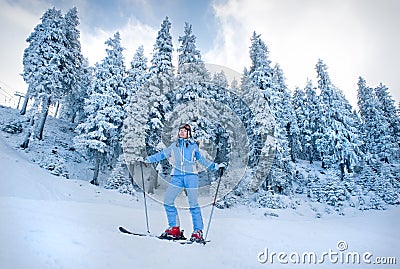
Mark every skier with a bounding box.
[144,123,225,242]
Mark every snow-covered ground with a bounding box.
[0,105,399,268]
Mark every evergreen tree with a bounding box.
[357,77,395,167]
[146,17,174,150]
[293,86,312,162]
[211,70,229,88]
[59,7,88,123]
[176,22,210,85]
[304,80,320,163]
[272,64,301,162]
[122,46,150,187]
[125,45,148,103]
[73,32,126,185]
[238,68,275,192]
[175,21,211,129]
[262,64,298,194]
[375,83,400,151]
[248,32,273,98]
[314,59,361,175]
[21,8,72,148]
[247,33,292,194]
[60,58,92,123]
[106,154,135,195]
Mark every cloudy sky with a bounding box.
[0,0,399,108]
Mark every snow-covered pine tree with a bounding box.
[174,21,212,132]
[293,80,320,164]
[21,8,72,148]
[272,64,301,162]
[122,46,150,189]
[292,86,308,161]
[242,32,282,194]
[73,32,126,185]
[59,7,89,123]
[106,154,136,195]
[304,80,320,163]
[60,58,92,123]
[211,70,229,89]
[247,33,294,194]
[357,77,395,169]
[247,33,296,194]
[248,32,273,98]
[176,22,210,86]
[146,17,174,152]
[314,59,361,176]
[265,64,296,194]
[235,68,275,192]
[374,83,400,155]
[307,172,322,202]
[125,45,148,103]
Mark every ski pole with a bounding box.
[204,166,224,241]
[140,161,150,233]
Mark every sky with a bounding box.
[0,0,399,109]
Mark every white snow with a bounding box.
[0,106,399,268]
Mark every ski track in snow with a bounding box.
[1,119,399,268]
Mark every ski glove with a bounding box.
[215,162,227,170]
[134,156,149,166]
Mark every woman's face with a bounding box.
[178,128,188,139]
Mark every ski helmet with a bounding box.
[178,123,192,138]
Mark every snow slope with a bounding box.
[1,129,399,268]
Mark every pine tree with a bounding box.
[357,77,395,168]
[375,83,400,153]
[211,70,229,88]
[21,8,72,148]
[247,33,293,194]
[272,64,301,162]
[106,154,135,195]
[73,32,126,185]
[304,80,320,163]
[238,68,275,192]
[176,22,210,86]
[122,46,150,186]
[146,17,174,151]
[59,7,88,123]
[314,59,361,175]
[125,45,148,103]
[248,32,273,97]
[60,58,92,123]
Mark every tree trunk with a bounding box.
[91,151,101,186]
[71,110,77,123]
[20,115,35,149]
[20,95,29,115]
[35,95,51,140]
[147,168,158,194]
[54,101,60,118]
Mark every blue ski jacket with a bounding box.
[145,138,217,175]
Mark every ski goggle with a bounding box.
[178,124,191,132]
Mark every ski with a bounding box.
[118,226,210,245]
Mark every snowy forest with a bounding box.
[8,7,400,213]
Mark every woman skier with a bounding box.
[144,123,225,242]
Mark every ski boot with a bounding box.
[160,226,186,240]
[190,230,205,243]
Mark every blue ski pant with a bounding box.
[164,174,204,231]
